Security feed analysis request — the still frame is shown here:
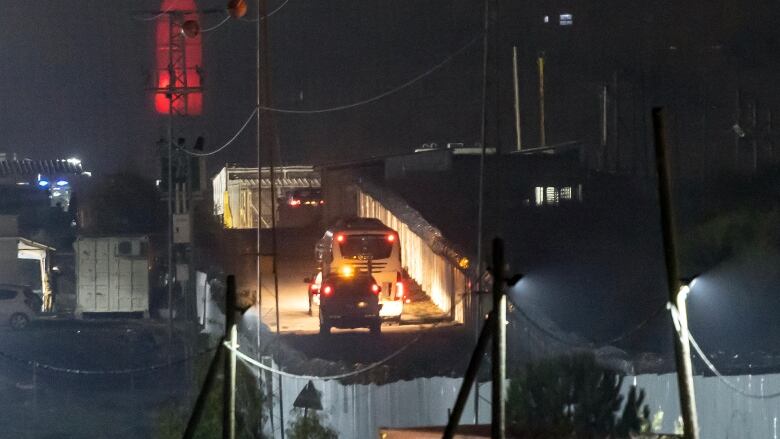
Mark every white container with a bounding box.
[74,236,150,317]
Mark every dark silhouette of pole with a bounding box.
[182,275,234,439]
[443,312,495,439]
[652,108,699,439]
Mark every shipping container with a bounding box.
[74,236,150,317]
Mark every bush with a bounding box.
[507,353,651,438]
[285,409,338,439]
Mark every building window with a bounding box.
[533,185,583,206]
[546,187,559,205]
[543,15,550,23]
[559,13,573,26]
[535,187,545,206]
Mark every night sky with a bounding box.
[0,0,483,176]
[0,0,776,177]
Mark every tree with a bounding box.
[285,409,338,439]
[507,353,651,438]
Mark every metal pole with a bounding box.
[443,312,495,439]
[183,337,226,438]
[490,238,506,439]
[474,0,490,422]
[752,100,758,172]
[167,12,176,360]
[223,275,238,439]
[255,0,263,350]
[734,89,741,168]
[652,108,699,439]
[613,71,620,172]
[256,0,285,435]
[537,53,546,147]
[512,46,522,151]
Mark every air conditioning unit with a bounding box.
[116,240,146,257]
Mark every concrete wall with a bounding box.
[357,191,468,322]
[252,369,780,439]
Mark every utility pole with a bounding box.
[600,84,608,171]
[652,108,700,439]
[734,89,741,168]
[512,46,522,151]
[491,238,506,439]
[255,0,263,351]
[751,99,758,172]
[612,71,620,173]
[166,12,176,359]
[537,52,546,147]
[474,0,492,422]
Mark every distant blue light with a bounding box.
[56,180,68,187]
[38,180,49,187]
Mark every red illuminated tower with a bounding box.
[155,0,203,115]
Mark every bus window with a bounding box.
[339,235,393,259]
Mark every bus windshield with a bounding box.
[339,235,393,259]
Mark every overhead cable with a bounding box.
[507,296,665,349]
[180,106,259,157]
[258,34,482,114]
[134,0,179,21]
[201,13,232,33]
[225,322,442,381]
[240,0,292,22]
[669,304,780,399]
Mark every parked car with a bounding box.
[0,284,40,329]
[318,274,382,335]
[286,188,324,207]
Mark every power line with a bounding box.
[258,34,482,114]
[180,107,259,157]
[134,0,179,21]
[201,13,231,33]
[507,296,665,349]
[240,0,291,22]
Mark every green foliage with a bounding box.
[285,409,338,439]
[681,208,780,270]
[507,353,651,438]
[153,359,267,438]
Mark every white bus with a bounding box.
[315,218,405,319]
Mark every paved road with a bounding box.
[0,320,209,439]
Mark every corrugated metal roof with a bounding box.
[0,158,84,177]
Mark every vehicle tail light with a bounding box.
[310,284,319,293]
[387,233,395,242]
[319,200,325,205]
[336,234,345,243]
[371,284,380,294]
[322,285,333,296]
[289,199,301,207]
